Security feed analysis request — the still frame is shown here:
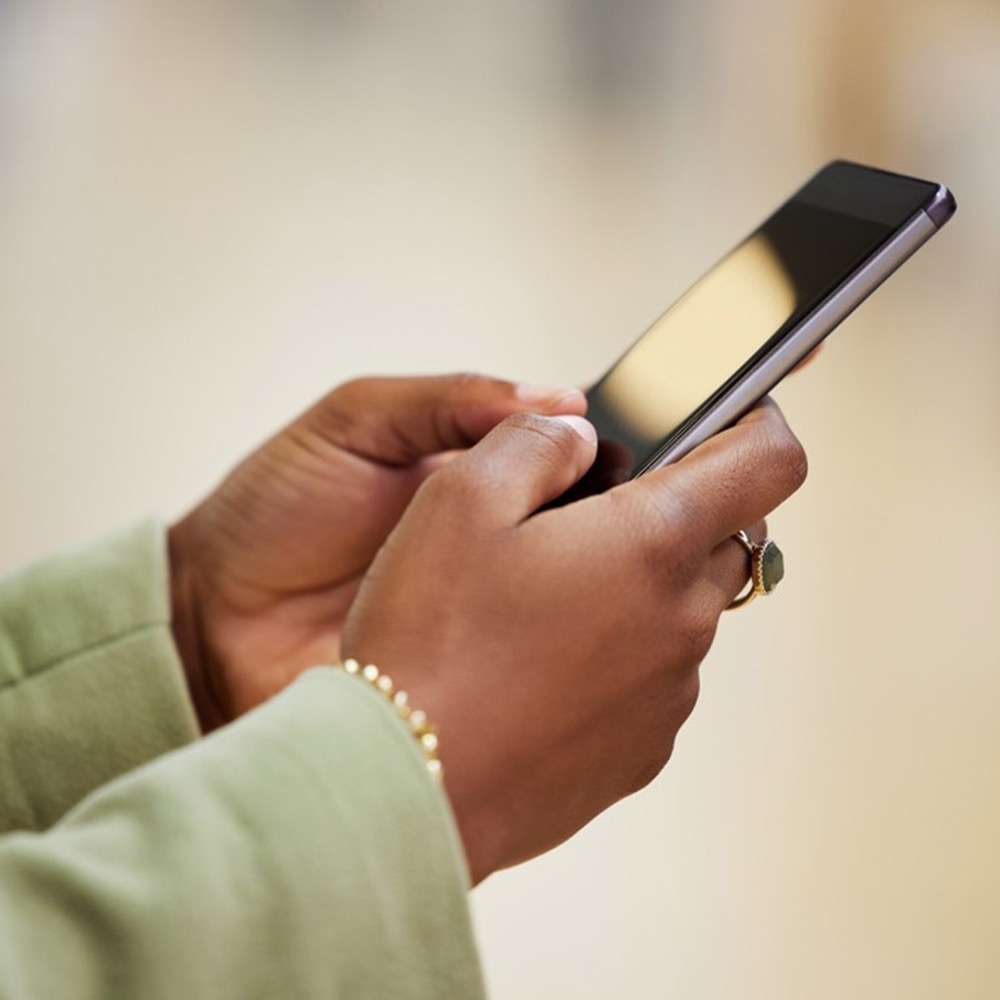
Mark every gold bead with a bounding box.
[340,659,440,780]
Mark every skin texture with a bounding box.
[171,373,807,884]
[340,401,806,883]
[170,374,586,730]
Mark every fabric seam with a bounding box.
[0,620,168,696]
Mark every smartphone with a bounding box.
[577,161,956,494]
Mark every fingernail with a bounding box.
[516,383,585,409]
[553,415,597,445]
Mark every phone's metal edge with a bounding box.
[634,204,945,475]
[925,184,957,229]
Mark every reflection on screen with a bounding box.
[585,201,895,478]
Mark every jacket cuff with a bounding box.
[0,521,200,831]
[166,666,487,997]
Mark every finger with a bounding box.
[791,344,823,374]
[703,518,767,608]
[304,374,587,465]
[434,412,598,525]
[417,449,464,473]
[621,398,807,553]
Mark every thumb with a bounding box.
[304,374,586,465]
[435,412,598,525]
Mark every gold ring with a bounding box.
[726,530,784,610]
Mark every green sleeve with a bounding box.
[0,669,486,999]
[0,522,200,833]
[0,527,485,997]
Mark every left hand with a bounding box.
[168,374,586,730]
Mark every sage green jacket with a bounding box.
[0,523,485,999]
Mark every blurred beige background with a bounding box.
[2,1,998,997]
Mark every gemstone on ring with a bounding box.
[757,540,784,594]
[726,530,784,611]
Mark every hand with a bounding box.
[340,400,807,884]
[169,374,586,730]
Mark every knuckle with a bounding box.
[627,757,666,796]
[679,604,718,664]
[768,423,808,489]
[306,390,361,443]
[412,466,447,508]
[312,377,380,436]
[446,371,517,406]
[504,412,584,462]
[755,413,809,494]
[674,672,702,723]
[786,434,809,490]
[622,674,701,796]
[332,376,375,404]
[421,459,482,507]
[449,371,492,394]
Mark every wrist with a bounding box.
[168,514,227,732]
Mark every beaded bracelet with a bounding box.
[338,659,442,782]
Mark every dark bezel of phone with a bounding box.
[607,161,955,478]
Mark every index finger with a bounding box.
[618,399,808,553]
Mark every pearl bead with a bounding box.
[338,660,441,781]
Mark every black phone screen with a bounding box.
[580,163,937,492]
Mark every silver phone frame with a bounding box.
[632,185,954,475]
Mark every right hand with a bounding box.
[341,400,807,884]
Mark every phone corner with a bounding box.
[925,184,957,228]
